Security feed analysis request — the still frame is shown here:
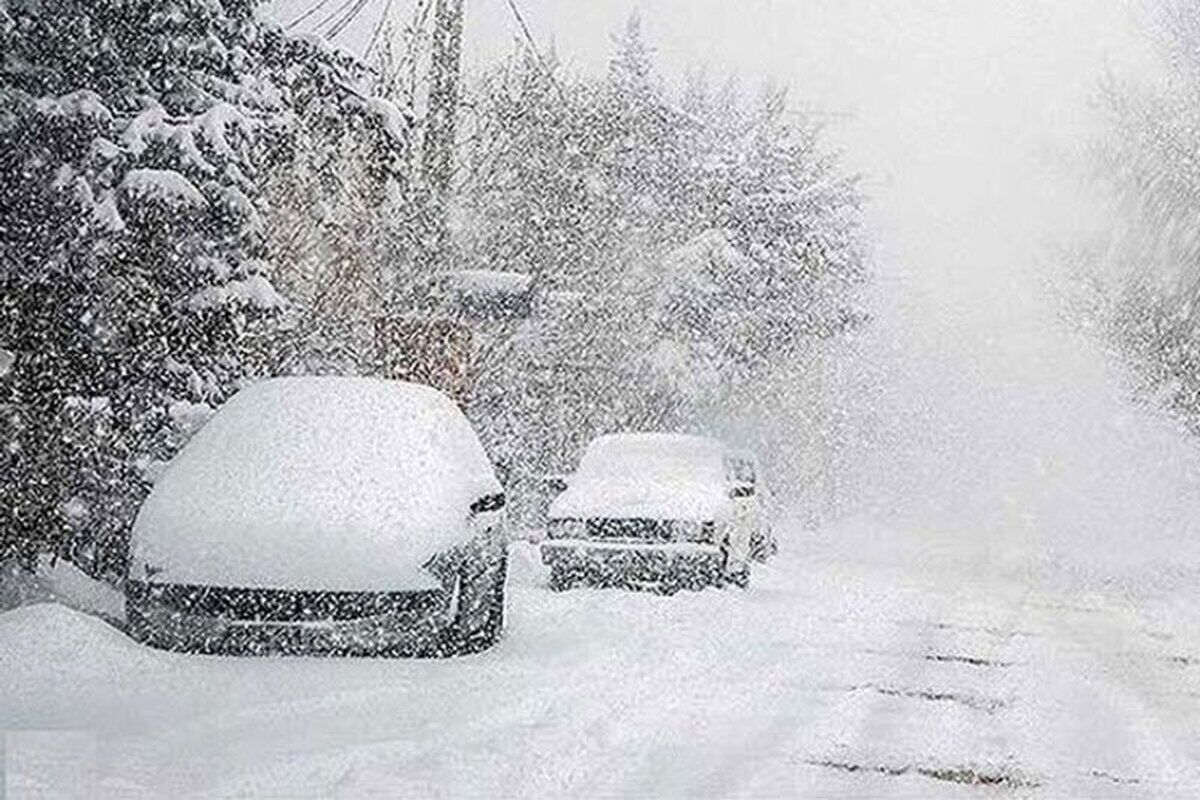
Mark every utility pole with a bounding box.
[420,0,465,272]
[375,0,468,397]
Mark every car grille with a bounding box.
[586,518,677,543]
[126,581,446,623]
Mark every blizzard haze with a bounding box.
[446,0,1195,566]
[255,0,1200,569]
[274,0,1153,316]
[8,0,1200,795]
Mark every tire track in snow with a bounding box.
[781,552,1041,797]
[618,555,1034,797]
[1011,590,1200,796]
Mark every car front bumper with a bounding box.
[540,538,725,588]
[125,586,455,657]
[126,532,509,658]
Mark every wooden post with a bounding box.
[421,0,465,270]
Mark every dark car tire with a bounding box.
[719,539,751,591]
[440,553,507,656]
[125,601,155,647]
[478,555,507,642]
[548,564,576,592]
[727,566,751,590]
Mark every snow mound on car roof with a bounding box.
[549,433,731,521]
[131,378,500,592]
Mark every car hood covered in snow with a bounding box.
[549,480,731,522]
[130,378,501,592]
[549,433,732,522]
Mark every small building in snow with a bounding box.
[439,269,534,323]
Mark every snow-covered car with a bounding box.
[125,377,508,657]
[541,433,768,592]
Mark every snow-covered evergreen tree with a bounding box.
[0,0,406,574]
[1086,0,1200,432]
[458,17,867,515]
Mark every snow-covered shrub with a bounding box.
[1084,1,1200,433]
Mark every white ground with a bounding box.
[2,517,1199,798]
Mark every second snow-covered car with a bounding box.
[541,433,766,592]
[126,377,507,657]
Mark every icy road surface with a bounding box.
[3,521,1199,798]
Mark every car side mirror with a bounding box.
[729,484,755,499]
[470,493,506,514]
[542,474,571,495]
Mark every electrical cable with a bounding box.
[316,0,364,36]
[363,0,398,59]
[286,0,338,30]
[502,0,569,106]
[326,0,374,39]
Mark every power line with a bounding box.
[498,0,573,301]
[502,0,569,106]
[363,0,398,60]
[384,0,434,88]
[313,0,360,32]
[326,0,375,39]
[286,0,338,30]
[286,0,388,51]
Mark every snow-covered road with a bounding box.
[3,519,1199,798]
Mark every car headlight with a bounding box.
[423,544,467,590]
[547,519,587,539]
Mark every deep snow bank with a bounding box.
[0,557,124,622]
[3,535,1197,797]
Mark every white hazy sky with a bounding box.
[273,2,1200,546]
[273,0,1156,320]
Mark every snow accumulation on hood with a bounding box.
[131,378,500,592]
[444,269,533,296]
[549,433,731,522]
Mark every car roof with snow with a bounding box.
[577,433,725,474]
[549,433,733,522]
[130,377,500,592]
